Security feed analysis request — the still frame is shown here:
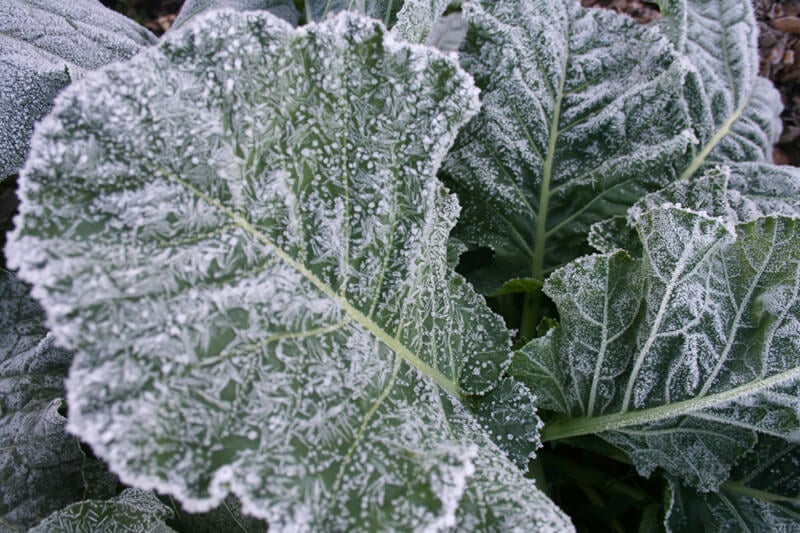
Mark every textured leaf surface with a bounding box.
[513,206,800,490]
[302,0,403,26]
[30,489,175,533]
[441,0,700,292]
[0,0,156,179]
[666,437,800,531]
[7,11,571,530]
[589,165,800,256]
[170,0,299,30]
[0,271,116,531]
[392,0,450,44]
[667,0,783,178]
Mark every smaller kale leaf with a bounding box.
[513,202,800,491]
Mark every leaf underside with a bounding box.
[7,10,571,531]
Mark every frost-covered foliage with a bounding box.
[0,0,156,180]
[3,0,800,530]
[0,271,117,530]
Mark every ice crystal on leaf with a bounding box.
[666,436,800,531]
[513,202,800,491]
[0,271,117,530]
[0,0,156,179]
[30,488,175,533]
[442,0,702,293]
[6,10,571,531]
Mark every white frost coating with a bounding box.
[7,9,570,531]
[170,0,300,31]
[392,0,451,44]
[443,0,701,292]
[517,205,800,491]
[0,271,117,530]
[668,0,785,174]
[0,0,156,178]
[30,488,174,532]
[666,437,800,531]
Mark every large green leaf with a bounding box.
[0,270,117,531]
[0,0,156,179]
[441,0,701,294]
[666,437,800,531]
[6,11,571,530]
[30,489,175,533]
[512,205,800,491]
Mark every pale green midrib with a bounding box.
[678,101,748,182]
[721,481,800,505]
[168,173,464,399]
[540,364,800,441]
[531,50,569,281]
[332,356,401,495]
[698,222,777,397]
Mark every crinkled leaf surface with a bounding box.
[0,0,156,179]
[7,10,571,531]
[589,165,800,256]
[170,0,299,31]
[0,271,116,531]
[392,0,450,44]
[441,0,701,293]
[664,0,783,177]
[512,205,800,491]
[30,488,175,533]
[666,436,800,531]
[302,0,402,26]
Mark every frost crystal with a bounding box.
[515,205,800,491]
[0,271,116,529]
[0,0,155,179]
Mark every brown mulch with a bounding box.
[98,1,800,167]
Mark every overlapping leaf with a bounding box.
[0,271,116,530]
[441,0,701,293]
[661,0,783,176]
[0,0,156,179]
[30,489,175,533]
[512,205,800,491]
[170,0,300,30]
[666,437,800,531]
[6,10,571,531]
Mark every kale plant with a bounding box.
[2,0,799,530]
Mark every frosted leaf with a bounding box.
[393,0,451,44]
[0,0,156,179]
[7,10,570,530]
[170,0,300,31]
[0,271,117,530]
[302,0,403,25]
[30,488,175,532]
[424,12,467,52]
[514,206,800,490]
[442,0,700,293]
[590,164,800,255]
[665,0,784,178]
[666,437,800,531]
